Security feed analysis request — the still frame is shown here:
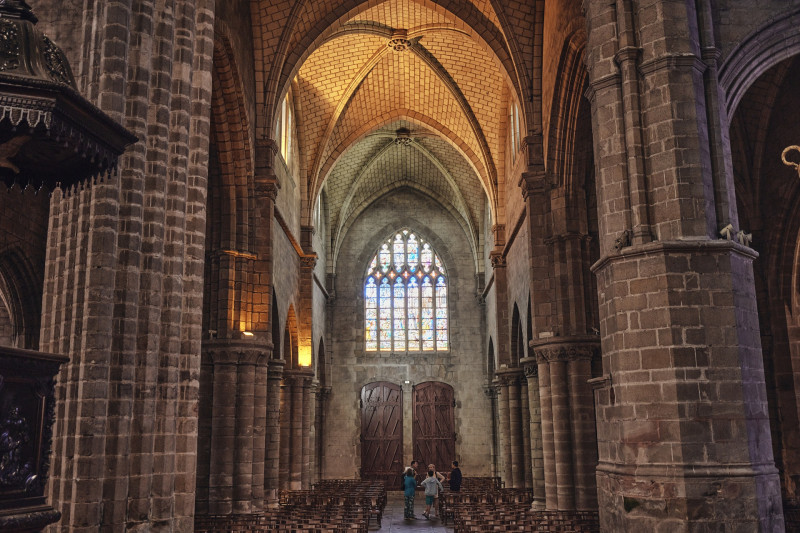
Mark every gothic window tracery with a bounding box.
[365,230,448,352]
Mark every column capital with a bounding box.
[529,335,600,364]
[202,339,273,366]
[254,180,280,200]
[267,358,286,379]
[494,367,524,386]
[520,356,538,378]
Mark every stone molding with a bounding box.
[494,367,524,386]
[591,238,759,275]
[202,339,273,366]
[529,335,600,364]
[282,368,314,387]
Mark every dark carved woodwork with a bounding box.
[360,382,403,488]
[412,381,455,478]
[0,1,136,191]
[0,345,67,532]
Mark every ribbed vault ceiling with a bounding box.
[291,0,516,269]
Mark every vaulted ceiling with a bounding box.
[272,0,528,263]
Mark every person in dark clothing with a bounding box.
[403,468,417,519]
[449,460,462,492]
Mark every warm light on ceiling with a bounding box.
[242,331,254,337]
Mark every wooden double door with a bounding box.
[360,381,455,487]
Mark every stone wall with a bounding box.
[326,188,491,480]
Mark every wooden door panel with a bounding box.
[361,382,403,488]
[412,382,455,475]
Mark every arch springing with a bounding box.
[365,230,448,352]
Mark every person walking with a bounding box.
[449,460,462,492]
[403,468,417,519]
[421,469,444,519]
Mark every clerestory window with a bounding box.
[365,230,449,352]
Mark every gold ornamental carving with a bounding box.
[783,146,800,177]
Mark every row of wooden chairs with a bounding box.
[438,485,598,532]
[451,503,599,532]
[194,480,386,532]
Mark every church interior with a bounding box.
[0,0,799,531]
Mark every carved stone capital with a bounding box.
[267,358,285,379]
[520,356,538,378]
[255,180,280,200]
[520,173,549,200]
[494,367,524,386]
[489,251,506,268]
[300,254,317,270]
[529,335,600,364]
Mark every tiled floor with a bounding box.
[373,492,452,532]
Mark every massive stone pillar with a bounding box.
[39,2,216,530]
[585,0,783,529]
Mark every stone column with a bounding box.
[495,373,512,486]
[508,371,524,489]
[484,385,500,479]
[532,336,599,511]
[584,0,783,528]
[208,346,238,515]
[278,373,291,491]
[520,376,533,490]
[549,357,574,510]
[290,371,304,490]
[251,350,270,511]
[301,374,315,488]
[537,356,556,509]
[315,386,331,481]
[234,348,258,513]
[522,358,545,509]
[265,358,284,505]
[569,349,597,510]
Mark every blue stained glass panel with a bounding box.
[364,229,448,352]
[421,244,433,272]
[408,235,418,272]
[379,244,391,272]
[393,235,404,270]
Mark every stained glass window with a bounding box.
[364,230,449,352]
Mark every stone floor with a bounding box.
[372,492,452,532]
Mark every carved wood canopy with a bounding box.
[0,1,136,191]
